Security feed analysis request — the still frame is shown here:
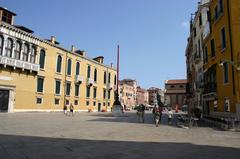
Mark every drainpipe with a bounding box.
[63,52,68,109]
[227,0,235,95]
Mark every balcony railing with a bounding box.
[87,78,94,86]
[107,83,113,90]
[75,75,84,83]
[203,22,210,40]
[203,82,217,94]
[194,53,201,64]
[0,55,39,72]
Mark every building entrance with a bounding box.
[98,103,101,112]
[0,90,9,112]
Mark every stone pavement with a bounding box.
[0,111,239,159]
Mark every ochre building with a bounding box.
[0,7,117,112]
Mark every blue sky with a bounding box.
[1,0,197,89]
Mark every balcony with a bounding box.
[75,75,84,84]
[87,78,94,86]
[194,53,201,64]
[107,83,113,91]
[203,22,210,40]
[203,82,217,94]
[0,55,39,72]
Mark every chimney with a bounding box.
[51,36,56,44]
[71,45,75,52]
[93,56,104,64]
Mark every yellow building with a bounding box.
[0,7,117,112]
[202,0,240,119]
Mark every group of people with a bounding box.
[136,104,174,127]
[63,104,74,116]
[152,105,174,127]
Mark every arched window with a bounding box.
[114,75,117,85]
[87,65,91,78]
[94,69,97,82]
[104,71,107,84]
[5,38,13,57]
[22,43,29,61]
[39,49,45,69]
[30,46,36,63]
[67,59,72,75]
[0,36,3,55]
[76,62,80,75]
[108,73,111,83]
[14,41,21,60]
[56,55,62,73]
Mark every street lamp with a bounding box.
[219,59,240,120]
[219,59,240,71]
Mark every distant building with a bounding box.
[136,86,148,106]
[147,87,164,106]
[119,79,137,109]
[164,79,187,109]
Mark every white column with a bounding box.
[2,35,8,57]
[11,39,16,59]
[28,44,32,63]
[19,41,24,61]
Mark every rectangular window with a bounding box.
[66,82,71,96]
[74,100,78,106]
[219,0,223,13]
[204,46,208,63]
[103,102,106,106]
[75,84,79,97]
[55,98,60,105]
[223,62,229,84]
[36,97,42,104]
[37,77,44,93]
[108,90,111,99]
[103,89,106,99]
[108,102,110,107]
[55,80,61,95]
[215,6,218,20]
[210,39,216,57]
[86,101,90,106]
[66,100,70,106]
[221,27,226,50]
[93,87,97,99]
[199,13,202,26]
[93,101,96,106]
[86,86,90,98]
[2,11,12,24]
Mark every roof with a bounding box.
[14,25,34,33]
[165,89,186,94]
[0,7,17,16]
[165,79,187,84]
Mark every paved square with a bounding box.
[0,111,239,159]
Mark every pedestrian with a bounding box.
[63,105,68,116]
[137,104,145,123]
[153,105,161,127]
[69,104,74,116]
[168,108,173,125]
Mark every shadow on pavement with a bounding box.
[0,134,239,159]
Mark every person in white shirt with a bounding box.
[168,108,173,125]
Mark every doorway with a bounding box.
[98,103,101,112]
[0,90,9,112]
